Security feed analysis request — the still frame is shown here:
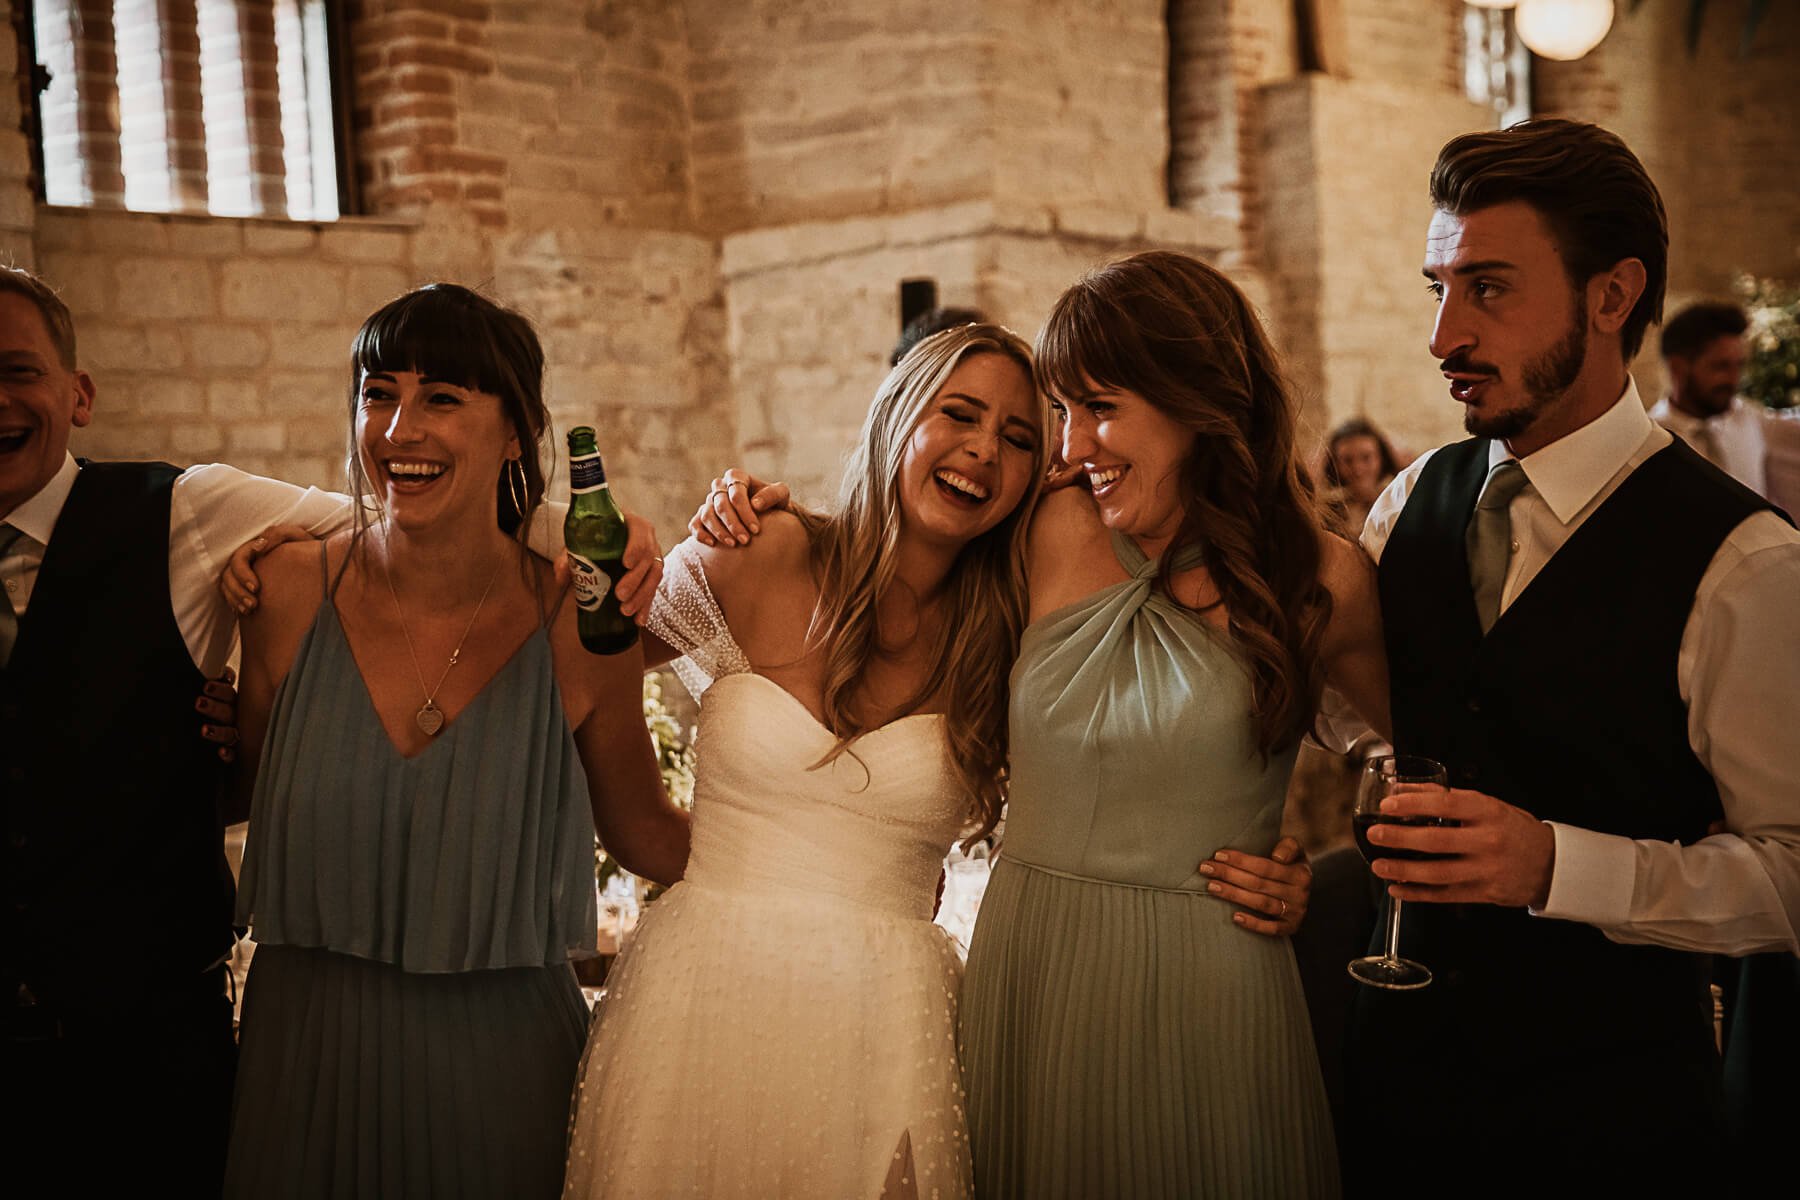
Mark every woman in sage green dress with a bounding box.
[957,251,1390,1197]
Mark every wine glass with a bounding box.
[1348,753,1447,990]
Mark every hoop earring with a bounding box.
[507,457,529,519]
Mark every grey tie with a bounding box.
[0,523,22,668]
[1465,459,1529,633]
[1684,423,1723,470]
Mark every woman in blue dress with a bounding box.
[224,284,690,1199]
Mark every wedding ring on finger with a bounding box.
[1278,898,1289,918]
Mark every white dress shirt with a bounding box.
[0,455,576,682]
[1648,394,1770,498]
[1359,381,1800,957]
[1,454,353,678]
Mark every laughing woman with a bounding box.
[562,324,1048,1200]
[957,252,1388,1198]
[224,285,689,1200]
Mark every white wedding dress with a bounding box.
[562,547,974,1199]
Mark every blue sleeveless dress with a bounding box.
[959,534,1338,1197]
[225,551,598,1199]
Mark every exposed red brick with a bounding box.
[384,41,494,75]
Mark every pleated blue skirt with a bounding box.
[223,944,588,1200]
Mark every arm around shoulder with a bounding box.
[679,508,813,632]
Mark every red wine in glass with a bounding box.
[1347,754,1448,991]
[1352,813,1452,863]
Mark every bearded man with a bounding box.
[1343,119,1800,1191]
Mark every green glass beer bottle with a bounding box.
[564,427,639,655]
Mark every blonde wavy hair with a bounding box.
[796,323,1048,841]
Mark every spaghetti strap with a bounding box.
[325,537,355,602]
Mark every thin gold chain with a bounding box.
[376,527,505,711]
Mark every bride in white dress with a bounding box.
[562,324,1049,1199]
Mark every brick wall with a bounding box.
[2,0,730,543]
[1535,0,1800,398]
[34,208,414,484]
[0,4,33,248]
[1260,75,1491,454]
[1340,0,1464,95]
[353,0,693,233]
[986,0,1167,221]
[683,0,995,235]
[5,0,1795,540]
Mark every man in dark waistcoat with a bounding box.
[0,268,353,1192]
[1340,121,1800,1192]
[2,266,670,1193]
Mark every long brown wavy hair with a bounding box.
[797,323,1048,840]
[1037,251,1332,757]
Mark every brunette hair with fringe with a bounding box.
[345,283,551,549]
[797,323,1048,842]
[1037,251,1331,758]
[1430,119,1668,362]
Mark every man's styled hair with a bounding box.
[0,266,78,368]
[1660,301,1749,361]
[1430,119,1668,362]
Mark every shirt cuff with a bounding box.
[1531,822,1636,927]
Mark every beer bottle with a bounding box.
[564,427,639,654]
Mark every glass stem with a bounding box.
[1384,896,1404,962]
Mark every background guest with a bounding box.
[1319,417,1402,537]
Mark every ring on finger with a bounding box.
[1278,898,1289,918]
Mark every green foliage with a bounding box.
[1736,274,1800,410]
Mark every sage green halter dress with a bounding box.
[960,534,1338,1198]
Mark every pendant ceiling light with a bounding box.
[1515,0,1616,61]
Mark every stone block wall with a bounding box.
[5,0,1797,537]
[354,0,694,233]
[1535,0,1800,400]
[1260,74,1490,455]
[986,0,1168,220]
[33,207,417,484]
[682,0,994,235]
[717,199,1234,507]
[2,0,730,543]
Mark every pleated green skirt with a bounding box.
[223,945,589,1200]
[960,859,1340,1198]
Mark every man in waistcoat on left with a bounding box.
[0,266,351,1194]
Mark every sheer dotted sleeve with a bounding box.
[647,540,752,701]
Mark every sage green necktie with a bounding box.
[0,523,23,668]
[1465,459,1529,633]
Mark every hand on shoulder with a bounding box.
[685,508,812,617]
[240,534,332,632]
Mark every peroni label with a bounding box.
[568,551,611,612]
